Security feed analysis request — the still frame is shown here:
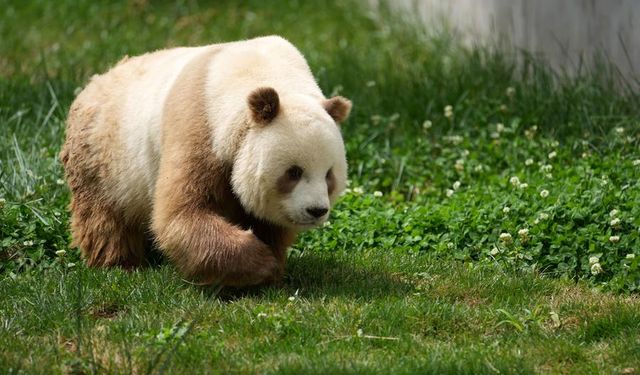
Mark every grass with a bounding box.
[1,0,640,373]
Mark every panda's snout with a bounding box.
[306,206,328,219]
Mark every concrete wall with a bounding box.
[380,0,639,81]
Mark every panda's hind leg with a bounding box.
[68,194,148,268]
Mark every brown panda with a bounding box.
[60,36,351,287]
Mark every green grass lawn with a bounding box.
[2,1,640,373]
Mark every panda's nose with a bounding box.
[306,207,328,218]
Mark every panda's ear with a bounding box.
[248,87,280,125]
[323,96,352,124]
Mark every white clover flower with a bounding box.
[610,218,621,227]
[509,176,520,186]
[518,182,529,189]
[626,253,635,260]
[452,181,461,190]
[496,123,505,133]
[446,189,455,198]
[447,242,455,250]
[518,228,529,242]
[474,165,483,172]
[615,127,625,134]
[373,191,383,197]
[454,159,465,172]
[490,247,500,256]
[422,120,432,130]
[56,179,65,185]
[462,149,470,157]
[506,87,515,97]
[590,262,603,275]
[541,164,553,173]
[257,312,268,318]
[67,262,76,268]
[499,232,513,244]
[582,152,589,159]
[525,158,534,166]
[633,159,640,166]
[589,256,599,265]
[609,209,619,217]
[55,250,66,256]
[539,213,549,220]
[551,141,559,148]
[23,240,34,247]
[502,206,510,214]
[548,151,557,159]
[444,105,453,119]
[609,235,620,243]
[353,187,364,195]
[444,135,464,145]
[0,198,5,208]
[540,190,549,198]
[288,296,296,302]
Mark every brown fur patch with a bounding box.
[247,87,279,125]
[276,171,300,195]
[323,96,352,124]
[151,50,296,286]
[326,168,336,195]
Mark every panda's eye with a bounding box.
[287,166,303,181]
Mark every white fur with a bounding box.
[232,93,347,228]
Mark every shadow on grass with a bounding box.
[213,251,413,301]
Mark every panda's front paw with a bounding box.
[222,231,282,287]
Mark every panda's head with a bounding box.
[231,87,351,230]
